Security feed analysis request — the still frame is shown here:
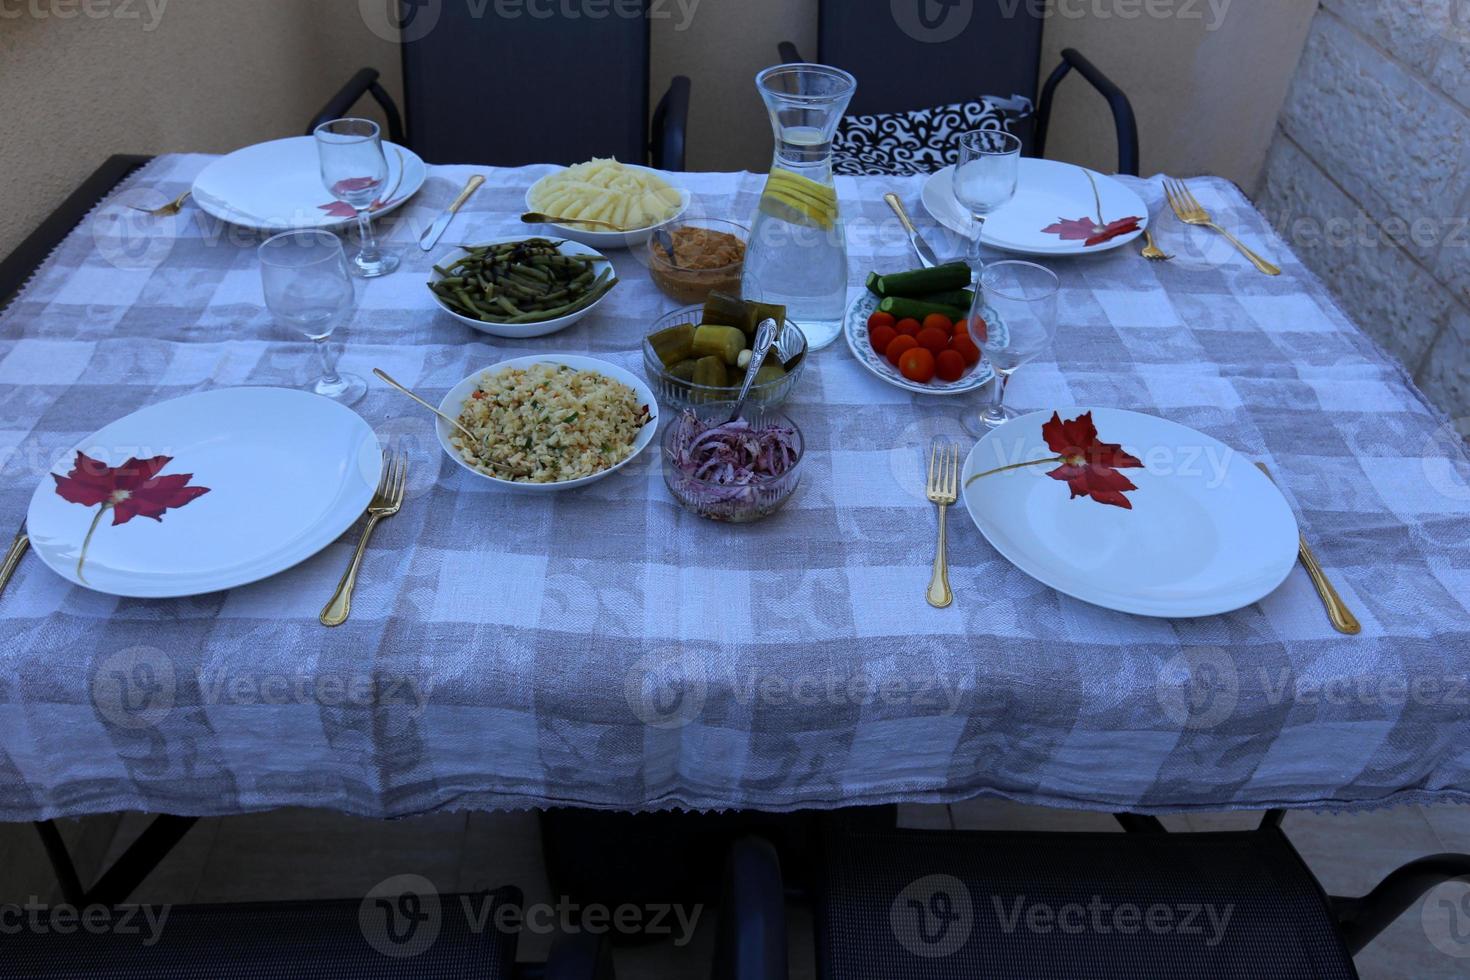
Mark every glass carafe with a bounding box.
[742,63,856,351]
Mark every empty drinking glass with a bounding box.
[952,130,1022,268]
[966,261,1059,436]
[314,117,399,278]
[259,230,365,406]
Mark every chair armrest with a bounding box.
[777,41,804,63]
[0,154,151,314]
[713,836,788,980]
[1332,853,1470,955]
[1035,48,1140,176]
[307,68,405,146]
[651,75,692,172]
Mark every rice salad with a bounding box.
[453,363,652,483]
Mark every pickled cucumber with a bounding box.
[648,322,695,368]
[691,325,747,366]
[668,359,698,383]
[692,356,728,388]
[753,363,786,386]
[702,291,751,334]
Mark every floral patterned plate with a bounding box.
[26,387,381,598]
[842,290,994,397]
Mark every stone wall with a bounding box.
[1258,0,1470,421]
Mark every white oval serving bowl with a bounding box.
[436,355,660,493]
[523,165,690,250]
[427,238,617,339]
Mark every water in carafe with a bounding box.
[742,64,856,351]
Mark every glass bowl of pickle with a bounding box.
[642,291,807,411]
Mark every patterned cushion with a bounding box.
[833,96,1032,177]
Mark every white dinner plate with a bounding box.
[524,165,690,250]
[922,159,1148,257]
[192,136,426,232]
[961,408,1299,617]
[843,291,993,396]
[27,388,381,598]
[437,355,659,492]
[428,238,617,339]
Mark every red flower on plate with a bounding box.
[53,452,210,580]
[1041,215,1143,247]
[1041,412,1144,509]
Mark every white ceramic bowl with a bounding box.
[523,165,690,250]
[436,355,660,493]
[427,238,617,339]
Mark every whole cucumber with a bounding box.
[868,263,972,298]
[877,296,969,323]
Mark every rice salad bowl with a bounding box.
[436,356,658,492]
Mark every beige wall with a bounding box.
[1,1,1314,259]
[0,0,401,259]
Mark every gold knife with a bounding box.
[0,520,29,601]
[1255,463,1361,635]
[419,175,486,251]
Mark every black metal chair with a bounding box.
[718,809,1470,978]
[0,886,614,979]
[310,2,690,171]
[778,0,1139,176]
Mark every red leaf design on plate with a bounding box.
[1041,216,1143,247]
[1041,412,1144,509]
[52,452,210,582]
[318,197,393,217]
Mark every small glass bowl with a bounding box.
[646,218,749,305]
[643,306,807,411]
[662,404,804,523]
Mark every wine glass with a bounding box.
[952,130,1022,269]
[314,118,400,278]
[259,230,366,406]
[965,261,1059,437]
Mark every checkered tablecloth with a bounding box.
[1,154,1468,821]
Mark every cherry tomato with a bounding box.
[898,347,937,384]
[869,324,898,357]
[970,315,989,343]
[916,326,949,356]
[886,334,919,368]
[922,313,953,335]
[951,319,969,341]
[951,336,982,367]
[895,318,921,337]
[867,311,896,332]
[935,349,966,382]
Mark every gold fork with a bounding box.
[321,451,407,627]
[926,443,960,609]
[1141,229,1172,261]
[1254,462,1360,635]
[1164,179,1280,276]
[0,520,29,602]
[128,190,191,218]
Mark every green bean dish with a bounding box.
[429,239,618,324]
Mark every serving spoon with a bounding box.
[520,212,623,230]
[373,368,489,452]
[726,318,779,424]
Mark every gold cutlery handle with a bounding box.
[1206,222,1280,276]
[1296,535,1361,635]
[885,192,919,235]
[449,175,485,214]
[320,514,384,627]
[0,532,29,600]
[927,504,953,609]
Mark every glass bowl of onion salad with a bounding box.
[662,404,804,523]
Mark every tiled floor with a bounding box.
[3,801,1468,977]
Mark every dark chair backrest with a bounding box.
[400,1,652,166]
[818,0,1045,115]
